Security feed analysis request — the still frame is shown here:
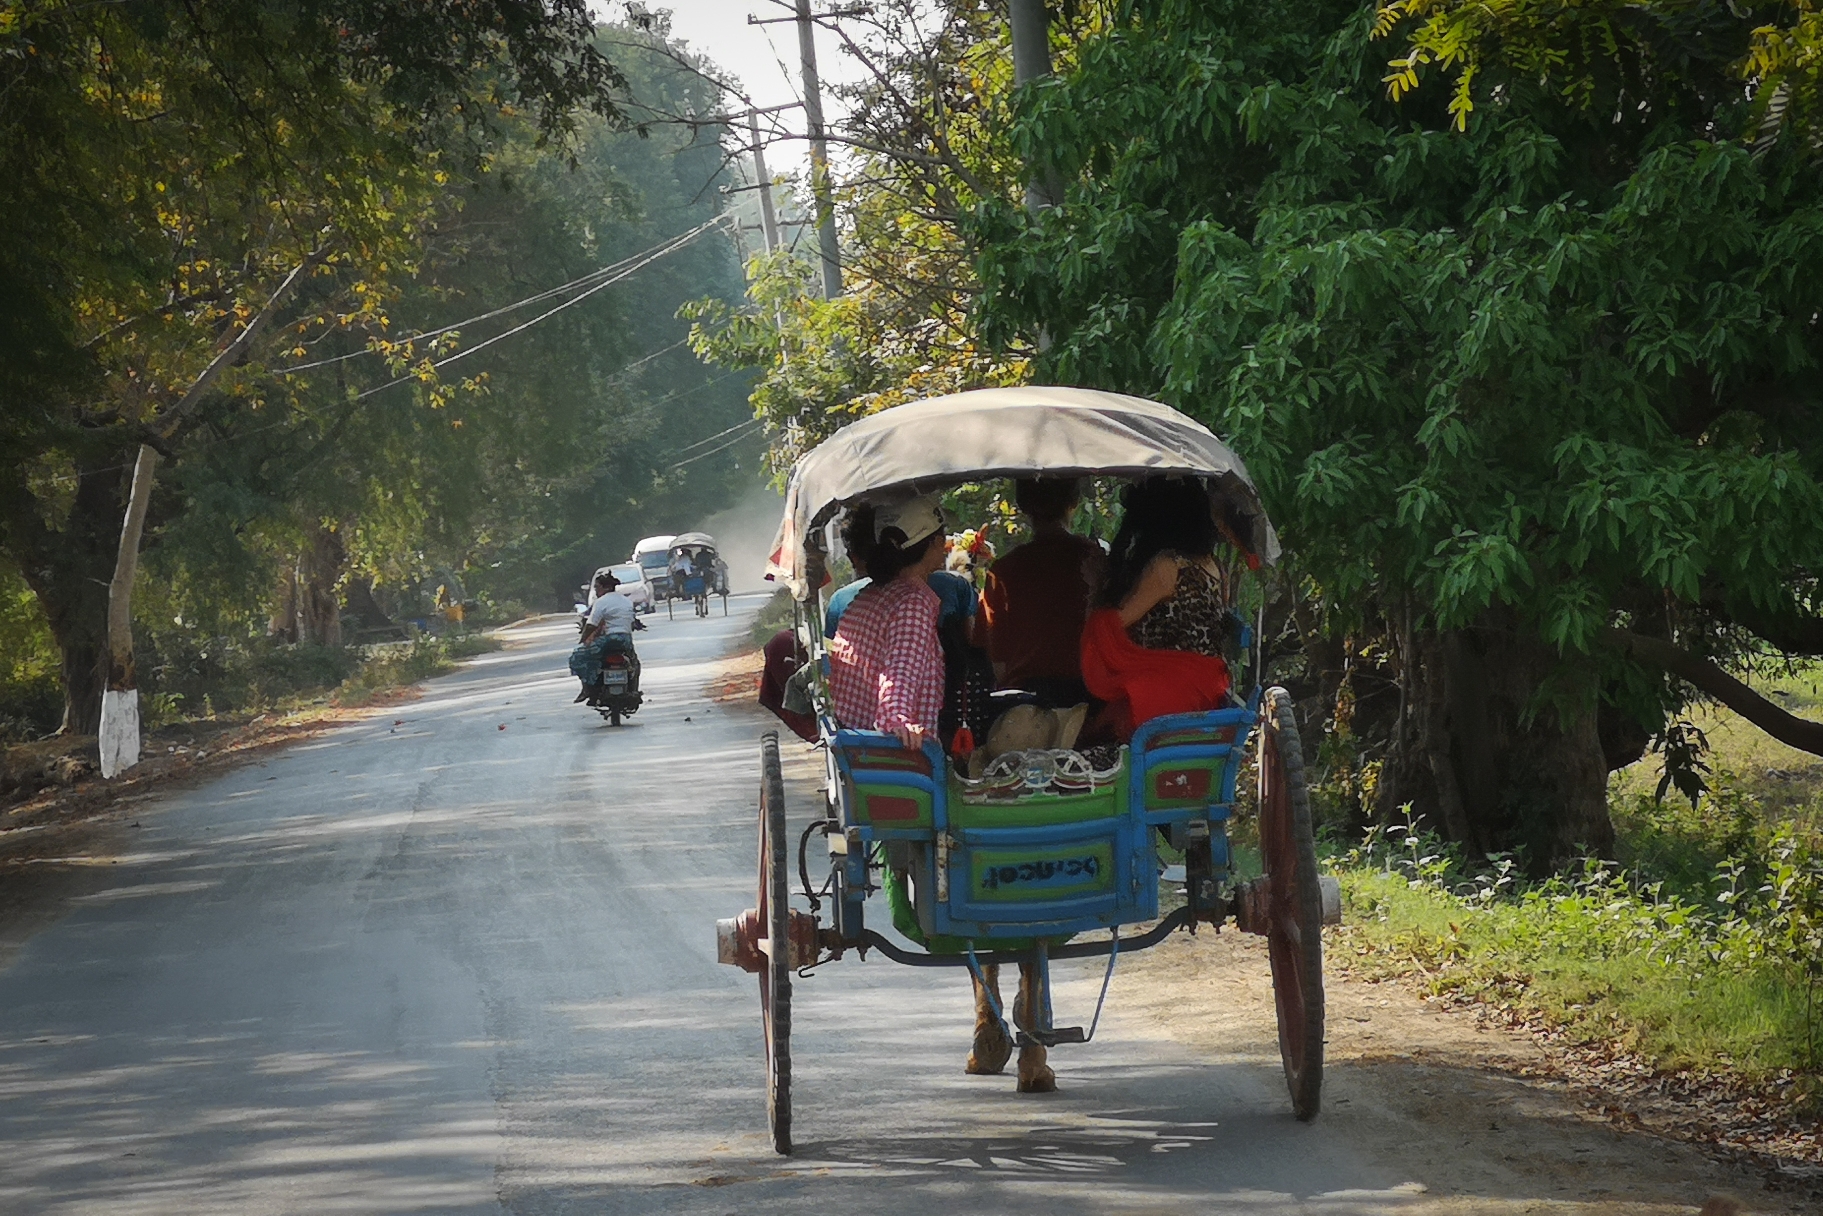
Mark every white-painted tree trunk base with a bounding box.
[99,689,141,779]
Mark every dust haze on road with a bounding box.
[0,598,1776,1214]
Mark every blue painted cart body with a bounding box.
[822,649,1258,948]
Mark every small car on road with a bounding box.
[578,563,654,614]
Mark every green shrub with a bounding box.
[1334,805,1823,1092]
[0,563,62,741]
[749,587,798,646]
[334,634,501,705]
[141,633,360,714]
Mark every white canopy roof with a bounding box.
[765,387,1279,593]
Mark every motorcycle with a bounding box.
[593,641,643,726]
[570,610,646,727]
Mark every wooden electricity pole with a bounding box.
[794,0,843,297]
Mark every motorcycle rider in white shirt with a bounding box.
[581,571,636,642]
[575,571,642,703]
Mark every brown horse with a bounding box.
[964,962,1055,1092]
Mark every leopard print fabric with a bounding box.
[1129,560,1227,657]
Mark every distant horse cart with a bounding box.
[716,387,1340,1154]
[665,532,728,619]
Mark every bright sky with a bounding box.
[601,1,870,178]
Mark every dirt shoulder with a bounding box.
[1107,914,1818,1213]
[707,643,765,705]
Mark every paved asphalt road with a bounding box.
[0,599,1646,1214]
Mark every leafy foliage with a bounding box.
[1373,0,1823,148]
[0,4,755,730]
[685,0,1062,476]
[971,0,1823,806]
[684,249,1025,478]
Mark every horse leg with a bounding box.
[1014,960,1056,1093]
[965,963,1011,1075]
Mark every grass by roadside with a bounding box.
[1333,845,1820,1092]
[1311,665,1823,1181]
[331,633,501,707]
[1324,674,1823,1130]
[748,587,795,647]
[1329,843,1823,1178]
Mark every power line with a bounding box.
[615,335,694,377]
[670,414,763,456]
[279,216,731,375]
[351,218,735,402]
[670,425,764,470]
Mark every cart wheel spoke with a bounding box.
[1257,686,1326,1121]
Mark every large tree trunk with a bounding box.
[1377,610,1613,870]
[6,463,129,738]
[268,565,300,642]
[55,615,108,737]
[296,522,345,647]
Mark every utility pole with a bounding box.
[747,108,782,254]
[794,0,843,298]
[1008,0,1058,213]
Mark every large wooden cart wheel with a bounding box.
[758,732,793,1154]
[1257,686,1326,1120]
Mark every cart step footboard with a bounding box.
[1019,1027,1086,1047]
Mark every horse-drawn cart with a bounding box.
[666,531,728,619]
[716,387,1339,1154]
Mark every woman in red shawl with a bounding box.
[1079,478,1238,740]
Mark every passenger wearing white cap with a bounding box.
[826,495,949,751]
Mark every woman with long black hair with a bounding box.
[1080,477,1237,739]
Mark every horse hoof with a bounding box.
[1017,1045,1055,1093]
[1017,1064,1056,1093]
[966,1023,1012,1075]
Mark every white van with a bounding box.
[630,534,677,605]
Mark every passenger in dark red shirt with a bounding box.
[975,478,1104,705]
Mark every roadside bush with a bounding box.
[749,587,797,646]
[141,632,361,715]
[0,564,62,742]
[467,596,529,627]
[138,629,499,716]
[1334,805,1823,1093]
[0,674,63,744]
[334,634,501,706]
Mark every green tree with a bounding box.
[1374,0,1823,148]
[131,20,758,654]
[972,0,1823,864]
[0,0,624,733]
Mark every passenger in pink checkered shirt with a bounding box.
[828,496,949,751]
